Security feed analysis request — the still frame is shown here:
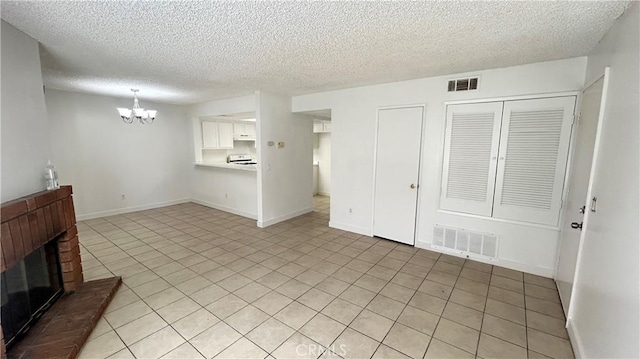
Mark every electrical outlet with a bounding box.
[349,208,352,213]
[225,193,228,199]
[121,194,126,200]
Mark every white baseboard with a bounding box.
[415,240,555,278]
[258,207,313,228]
[191,199,257,220]
[566,318,584,358]
[76,198,191,221]
[329,221,372,236]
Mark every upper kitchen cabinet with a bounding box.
[313,120,331,133]
[202,121,234,149]
[233,122,257,140]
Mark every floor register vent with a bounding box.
[432,225,498,259]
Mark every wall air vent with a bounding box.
[432,225,498,259]
[447,77,479,92]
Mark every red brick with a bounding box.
[43,205,54,238]
[18,215,33,256]
[60,226,78,242]
[60,258,81,273]
[8,219,24,265]
[1,223,15,270]
[58,236,79,253]
[58,245,80,262]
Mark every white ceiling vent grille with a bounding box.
[432,225,498,259]
[448,77,479,92]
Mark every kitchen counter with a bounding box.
[194,162,257,172]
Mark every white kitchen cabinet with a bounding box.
[202,121,234,149]
[218,122,234,148]
[313,120,331,133]
[202,121,220,148]
[233,122,257,140]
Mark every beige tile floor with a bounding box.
[77,196,573,359]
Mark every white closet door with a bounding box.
[440,102,503,216]
[373,106,424,245]
[493,96,576,225]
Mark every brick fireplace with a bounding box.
[1,186,83,293]
[1,186,121,358]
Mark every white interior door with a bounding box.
[373,106,424,245]
[556,72,608,314]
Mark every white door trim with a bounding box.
[565,67,611,326]
[371,104,427,244]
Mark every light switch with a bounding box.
[277,141,285,149]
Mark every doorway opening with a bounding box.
[312,113,331,218]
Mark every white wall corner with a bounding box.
[258,207,313,228]
[191,198,258,220]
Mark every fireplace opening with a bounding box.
[1,239,64,349]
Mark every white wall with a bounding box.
[293,57,587,276]
[567,4,639,358]
[190,94,255,119]
[256,91,313,226]
[46,89,192,219]
[189,95,259,218]
[313,132,331,196]
[191,167,258,219]
[1,21,50,202]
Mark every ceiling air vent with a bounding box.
[447,77,479,92]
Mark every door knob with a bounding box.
[410,184,416,189]
[571,222,583,230]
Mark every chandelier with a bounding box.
[117,89,157,124]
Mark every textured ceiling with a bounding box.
[0,1,631,104]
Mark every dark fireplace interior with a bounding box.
[1,239,63,349]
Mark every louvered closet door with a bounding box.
[493,97,576,225]
[440,102,503,216]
